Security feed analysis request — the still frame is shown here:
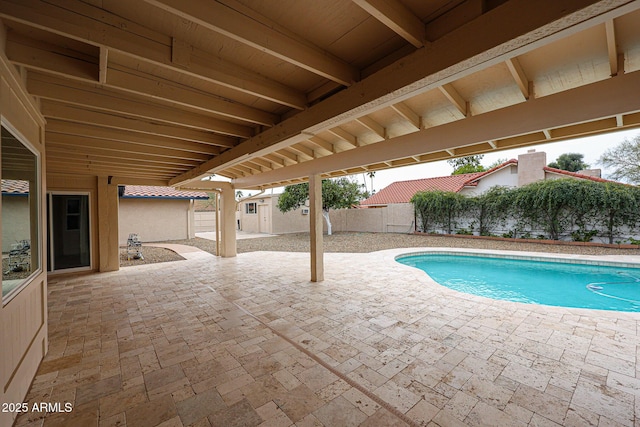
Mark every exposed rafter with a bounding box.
[353,0,426,48]
[0,0,307,109]
[439,83,468,117]
[505,57,530,100]
[27,73,252,137]
[142,0,359,86]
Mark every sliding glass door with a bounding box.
[47,194,91,272]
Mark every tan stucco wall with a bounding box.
[0,49,48,427]
[331,203,415,233]
[195,211,216,232]
[119,198,194,244]
[2,195,30,252]
[238,195,311,234]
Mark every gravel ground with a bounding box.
[119,246,185,267]
[170,232,640,257]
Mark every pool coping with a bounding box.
[367,247,640,318]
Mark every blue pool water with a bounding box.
[397,253,640,312]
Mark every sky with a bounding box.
[236,128,640,195]
[358,128,640,193]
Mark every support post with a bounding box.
[309,174,324,282]
[219,186,237,257]
[97,176,119,271]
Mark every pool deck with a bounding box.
[14,247,640,426]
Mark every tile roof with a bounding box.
[121,185,209,200]
[542,166,615,183]
[361,172,485,205]
[1,179,29,195]
[362,160,622,206]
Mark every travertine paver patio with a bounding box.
[14,247,640,426]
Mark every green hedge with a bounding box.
[411,179,640,243]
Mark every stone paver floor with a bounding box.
[13,247,640,426]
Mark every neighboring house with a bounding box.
[359,150,610,232]
[1,179,31,253]
[118,186,209,245]
[237,193,310,234]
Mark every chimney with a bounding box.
[518,149,546,187]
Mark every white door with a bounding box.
[258,204,270,233]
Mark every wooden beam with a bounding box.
[505,57,530,100]
[439,83,468,117]
[309,174,323,282]
[46,119,221,155]
[288,144,315,160]
[272,149,296,163]
[232,69,640,188]
[40,100,237,148]
[5,36,97,81]
[353,0,425,48]
[99,46,108,83]
[106,66,278,126]
[46,132,217,162]
[46,146,202,167]
[391,102,421,130]
[143,0,359,86]
[356,115,386,139]
[10,38,279,125]
[28,72,253,137]
[0,0,307,109]
[308,136,335,154]
[605,19,619,76]
[170,0,640,185]
[327,127,358,147]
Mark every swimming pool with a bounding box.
[396,253,640,312]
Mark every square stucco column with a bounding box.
[98,177,119,271]
[309,174,323,282]
[219,186,237,257]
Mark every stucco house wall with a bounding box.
[2,194,30,252]
[459,164,519,196]
[119,198,195,244]
[238,194,310,234]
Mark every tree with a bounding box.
[411,190,467,234]
[367,171,376,194]
[469,186,512,236]
[598,135,640,183]
[235,190,244,200]
[447,155,486,175]
[594,182,640,244]
[277,177,366,235]
[547,153,589,172]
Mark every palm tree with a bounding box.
[367,171,376,194]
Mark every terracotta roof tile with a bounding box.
[542,166,615,183]
[362,172,485,205]
[1,179,30,194]
[122,185,209,199]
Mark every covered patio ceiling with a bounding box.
[2,0,640,190]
